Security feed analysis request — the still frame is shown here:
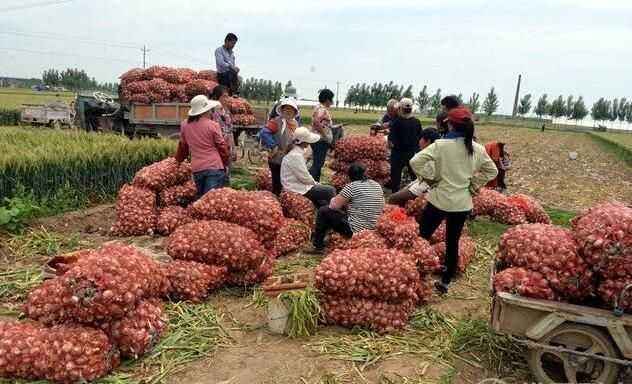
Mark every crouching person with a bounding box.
[281,127,336,208]
[307,163,385,254]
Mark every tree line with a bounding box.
[344,83,501,116]
[523,94,632,124]
[42,68,117,93]
[239,78,286,103]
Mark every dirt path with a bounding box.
[28,205,497,384]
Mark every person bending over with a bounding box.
[410,106,497,294]
[281,127,336,208]
[307,163,385,254]
[388,128,440,206]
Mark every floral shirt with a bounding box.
[311,104,333,143]
[212,107,233,136]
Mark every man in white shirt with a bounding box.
[281,127,336,208]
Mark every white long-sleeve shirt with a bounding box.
[214,46,236,74]
[281,146,316,195]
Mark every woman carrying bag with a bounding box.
[410,106,497,294]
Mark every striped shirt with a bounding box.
[340,180,385,232]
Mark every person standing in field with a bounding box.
[281,127,336,208]
[307,163,385,254]
[214,33,240,95]
[484,141,511,193]
[175,95,229,197]
[309,89,336,182]
[388,97,423,192]
[371,99,399,136]
[410,106,497,294]
[265,99,300,195]
[388,128,440,206]
[209,85,235,186]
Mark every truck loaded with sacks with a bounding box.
[117,66,260,137]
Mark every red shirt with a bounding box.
[175,117,229,172]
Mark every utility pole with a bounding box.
[335,81,340,108]
[141,45,149,68]
[512,74,522,117]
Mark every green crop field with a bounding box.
[0,126,176,204]
[0,88,75,109]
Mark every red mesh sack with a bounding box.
[255,168,273,192]
[132,157,181,192]
[159,180,197,207]
[226,97,253,115]
[0,321,119,383]
[156,206,193,236]
[571,201,632,277]
[315,248,420,303]
[147,78,171,99]
[123,80,150,95]
[472,188,505,216]
[166,220,267,272]
[162,260,227,302]
[280,191,315,227]
[184,79,218,99]
[405,194,428,220]
[399,237,441,275]
[329,159,390,180]
[100,299,167,358]
[273,219,311,256]
[111,184,157,236]
[190,188,285,245]
[197,69,218,81]
[498,224,593,300]
[507,194,551,224]
[433,236,476,274]
[376,206,419,248]
[494,267,557,300]
[227,252,275,286]
[177,68,197,83]
[232,114,257,126]
[144,65,168,79]
[326,232,351,253]
[334,135,388,162]
[129,94,151,104]
[340,230,388,250]
[331,172,350,191]
[598,278,632,313]
[25,243,169,325]
[320,295,416,334]
[491,200,528,225]
[120,68,146,84]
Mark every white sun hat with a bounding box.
[293,126,321,144]
[188,95,221,116]
[275,97,299,116]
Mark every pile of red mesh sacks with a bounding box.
[4,243,173,382]
[120,66,258,126]
[329,135,390,190]
[316,248,428,333]
[120,66,216,103]
[111,157,195,237]
[472,189,550,225]
[494,201,632,312]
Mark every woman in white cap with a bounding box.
[281,127,336,208]
[175,95,229,197]
[266,98,300,195]
[388,97,423,192]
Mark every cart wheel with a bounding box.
[527,324,620,384]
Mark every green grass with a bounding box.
[545,207,576,227]
[0,126,176,204]
[0,88,75,109]
[588,131,632,166]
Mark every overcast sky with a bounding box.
[1,0,631,113]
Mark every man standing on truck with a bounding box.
[215,33,240,95]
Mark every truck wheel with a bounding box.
[527,324,620,384]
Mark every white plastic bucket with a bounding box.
[267,298,289,334]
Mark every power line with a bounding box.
[0,0,76,13]
[0,46,139,65]
[0,30,138,49]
